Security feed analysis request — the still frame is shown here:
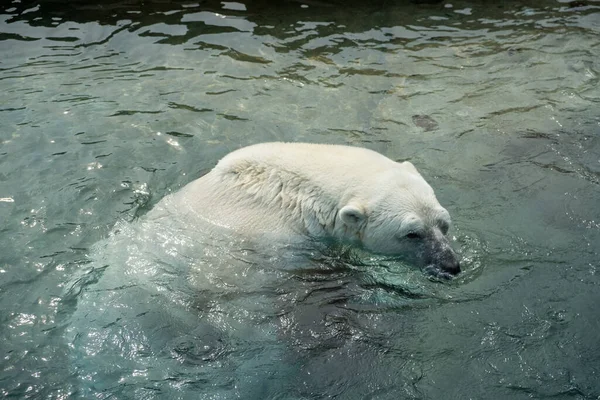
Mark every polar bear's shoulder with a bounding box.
[210,143,354,206]
[182,142,389,237]
[214,142,394,179]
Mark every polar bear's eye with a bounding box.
[405,232,421,239]
[438,221,450,235]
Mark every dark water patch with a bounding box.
[223,48,272,64]
[412,114,439,131]
[167,102,213,113]
[0,32,39,41]
[339,67,406,78]
[165,131,194,138]
[46,36,79,42]
[0,73,39,81]
[0,106,26,112]
[327,128,372,137]
[205,88,238,95]
[109,110,163,116]
[219,74,257,80]
[79,140,107,145]
[218,113,249,121]
[487,104,545,117]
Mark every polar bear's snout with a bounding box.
[424,232,461,278]
[437,247,461,275]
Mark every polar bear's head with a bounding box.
[337,161,460,278]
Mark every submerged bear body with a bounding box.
[152,142,460,277]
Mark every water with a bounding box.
[1,0,599,398]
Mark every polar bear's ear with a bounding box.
[339,204,365,226]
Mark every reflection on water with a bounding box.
[1,0,599,398]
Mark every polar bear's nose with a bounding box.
[442,259,461,275]
[435,246,461,276]
[424,252,461,279]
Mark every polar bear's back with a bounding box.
[164,143,398,238]
[215,142,395,182]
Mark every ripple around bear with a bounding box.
[151,142,460,277]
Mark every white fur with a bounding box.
[159,142,454,263]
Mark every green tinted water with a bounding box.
[1,0,599,398]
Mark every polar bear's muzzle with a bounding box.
[435,249,461,277]
[424,232,461,279]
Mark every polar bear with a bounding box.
[157,142,460,277]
